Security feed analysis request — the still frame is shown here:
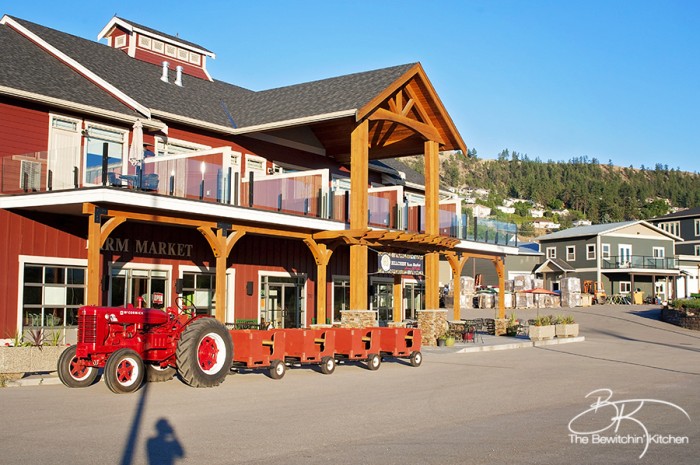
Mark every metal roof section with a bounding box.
[537,220,682,242]
[651,206,700,221]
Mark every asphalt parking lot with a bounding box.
[1,304,698,464]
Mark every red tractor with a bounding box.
[57,302,232,394]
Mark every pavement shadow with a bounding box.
[147,418,185,465]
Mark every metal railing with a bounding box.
[1,148,517,247]
[602,255,678,270]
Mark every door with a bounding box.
[618,244,632,267]
[654,281,666,302]
[261,276,303,328]
[372,280,393,326]
[110,268,168,309]
[48,116,81,190]
[403,281,425,320]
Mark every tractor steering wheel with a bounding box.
[175,296,197,316]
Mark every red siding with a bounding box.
[0,102,49,157]
[0,210,88,335]
[132,49,209,80]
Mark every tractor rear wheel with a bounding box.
[104,348,145,394]
[57,345,98,388]
[176,318,232,388]
[146,364,176,382]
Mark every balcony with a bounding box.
[602,255,678,270]
[0,148,517,247]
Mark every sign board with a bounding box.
[377,252,424,275]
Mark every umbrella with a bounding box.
[128,120,144,187]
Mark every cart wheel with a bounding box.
[320,356,336,375]
[409,351,423,367]
[366,353,381,371]
[269,359,286,380]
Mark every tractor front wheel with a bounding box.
[57,345,98,388]
[176,318,232,388]
[104,348,145,394]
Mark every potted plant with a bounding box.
[528,315,555,341]
[554,315,579,338]
[505,313,519,337]
[445,332,456,347]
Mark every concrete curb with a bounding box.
[456,336,585,353]
[4,373,62,387]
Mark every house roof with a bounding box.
[650,206,700,221]
[537,220,681,242]
[534,258,575,274]
[104,17,214,55]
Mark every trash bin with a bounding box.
[633,291,644,305]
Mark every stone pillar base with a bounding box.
[340,310,377,328]
[494,318,508,336]
[417,309,448,346]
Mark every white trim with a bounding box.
[619,281,632,294]
[232,109,357,134]
[586,243,596,261]
[546,247,556,259]
[695,219,700,237]
[652,246,665,259]
[1,16,151,118]
[108,262,173,307]
[601,243,611,259]
[0,86,167,132]
[331,275,350,324]
[83,121,129,185]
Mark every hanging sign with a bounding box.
[378,252,424,275]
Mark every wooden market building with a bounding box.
[0,15,517,344]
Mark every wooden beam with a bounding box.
[303,238,333,325]
[445,252,468,320]
[424,140,440,236]
[215,228,227,322]
[86,206,101,306]
[368,108,444,145]
[493,257,506,319]
[393,274,402,323]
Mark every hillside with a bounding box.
[402,150,700,229]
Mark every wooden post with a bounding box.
[85,205,102,306]
[350,121,369,310]
[445,252,468,320]
[304,239,333,325]
[215,228,227,322]
[424,140,440,308]
[493,257,506,319]
[393,274,402,322]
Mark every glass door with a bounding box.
[372,280,393,326]
[261,276,303,328]
[403,281,425,320]
[110,268,168,309]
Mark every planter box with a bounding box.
[555,323,579,338]
[0,346,67,374]
[528,325,555,341]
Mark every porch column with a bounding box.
[424,140,440,309]
[304,239,333,325]
[341,120,376,328]
[393,275,402,323]
[86,207,102,306]
[493,257,506,319]
[445,252,468,320]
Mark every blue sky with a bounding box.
[4,0,699,172]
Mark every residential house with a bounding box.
[649,207,700,297]
[536,221,681,300]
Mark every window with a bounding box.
[189,52,201,65]
[620,282,631,294]
[155,138,210,157]
[22,264,85,330]
[602,243,611,259]
[660,221,680,236]
[152,40,164,53]
[165,44,177,57]
[84,124,126,184]
[695,245,700,256]
[332,277,351,324]
[546,247,556,259]
[110,267,169,310]
[178,48,189,61]
[566,246,575,261]
[137,35,151,49]
[652,247,665,258]
[587,244,596,260]
[114,35,127,48]
[181,272,215,316]
[695,219,700,237]
[244,154,267,180]
[20,160,41,191]
[619,244,632,267]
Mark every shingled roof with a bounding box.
[111,17,214,54]
[1,15,417,132]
